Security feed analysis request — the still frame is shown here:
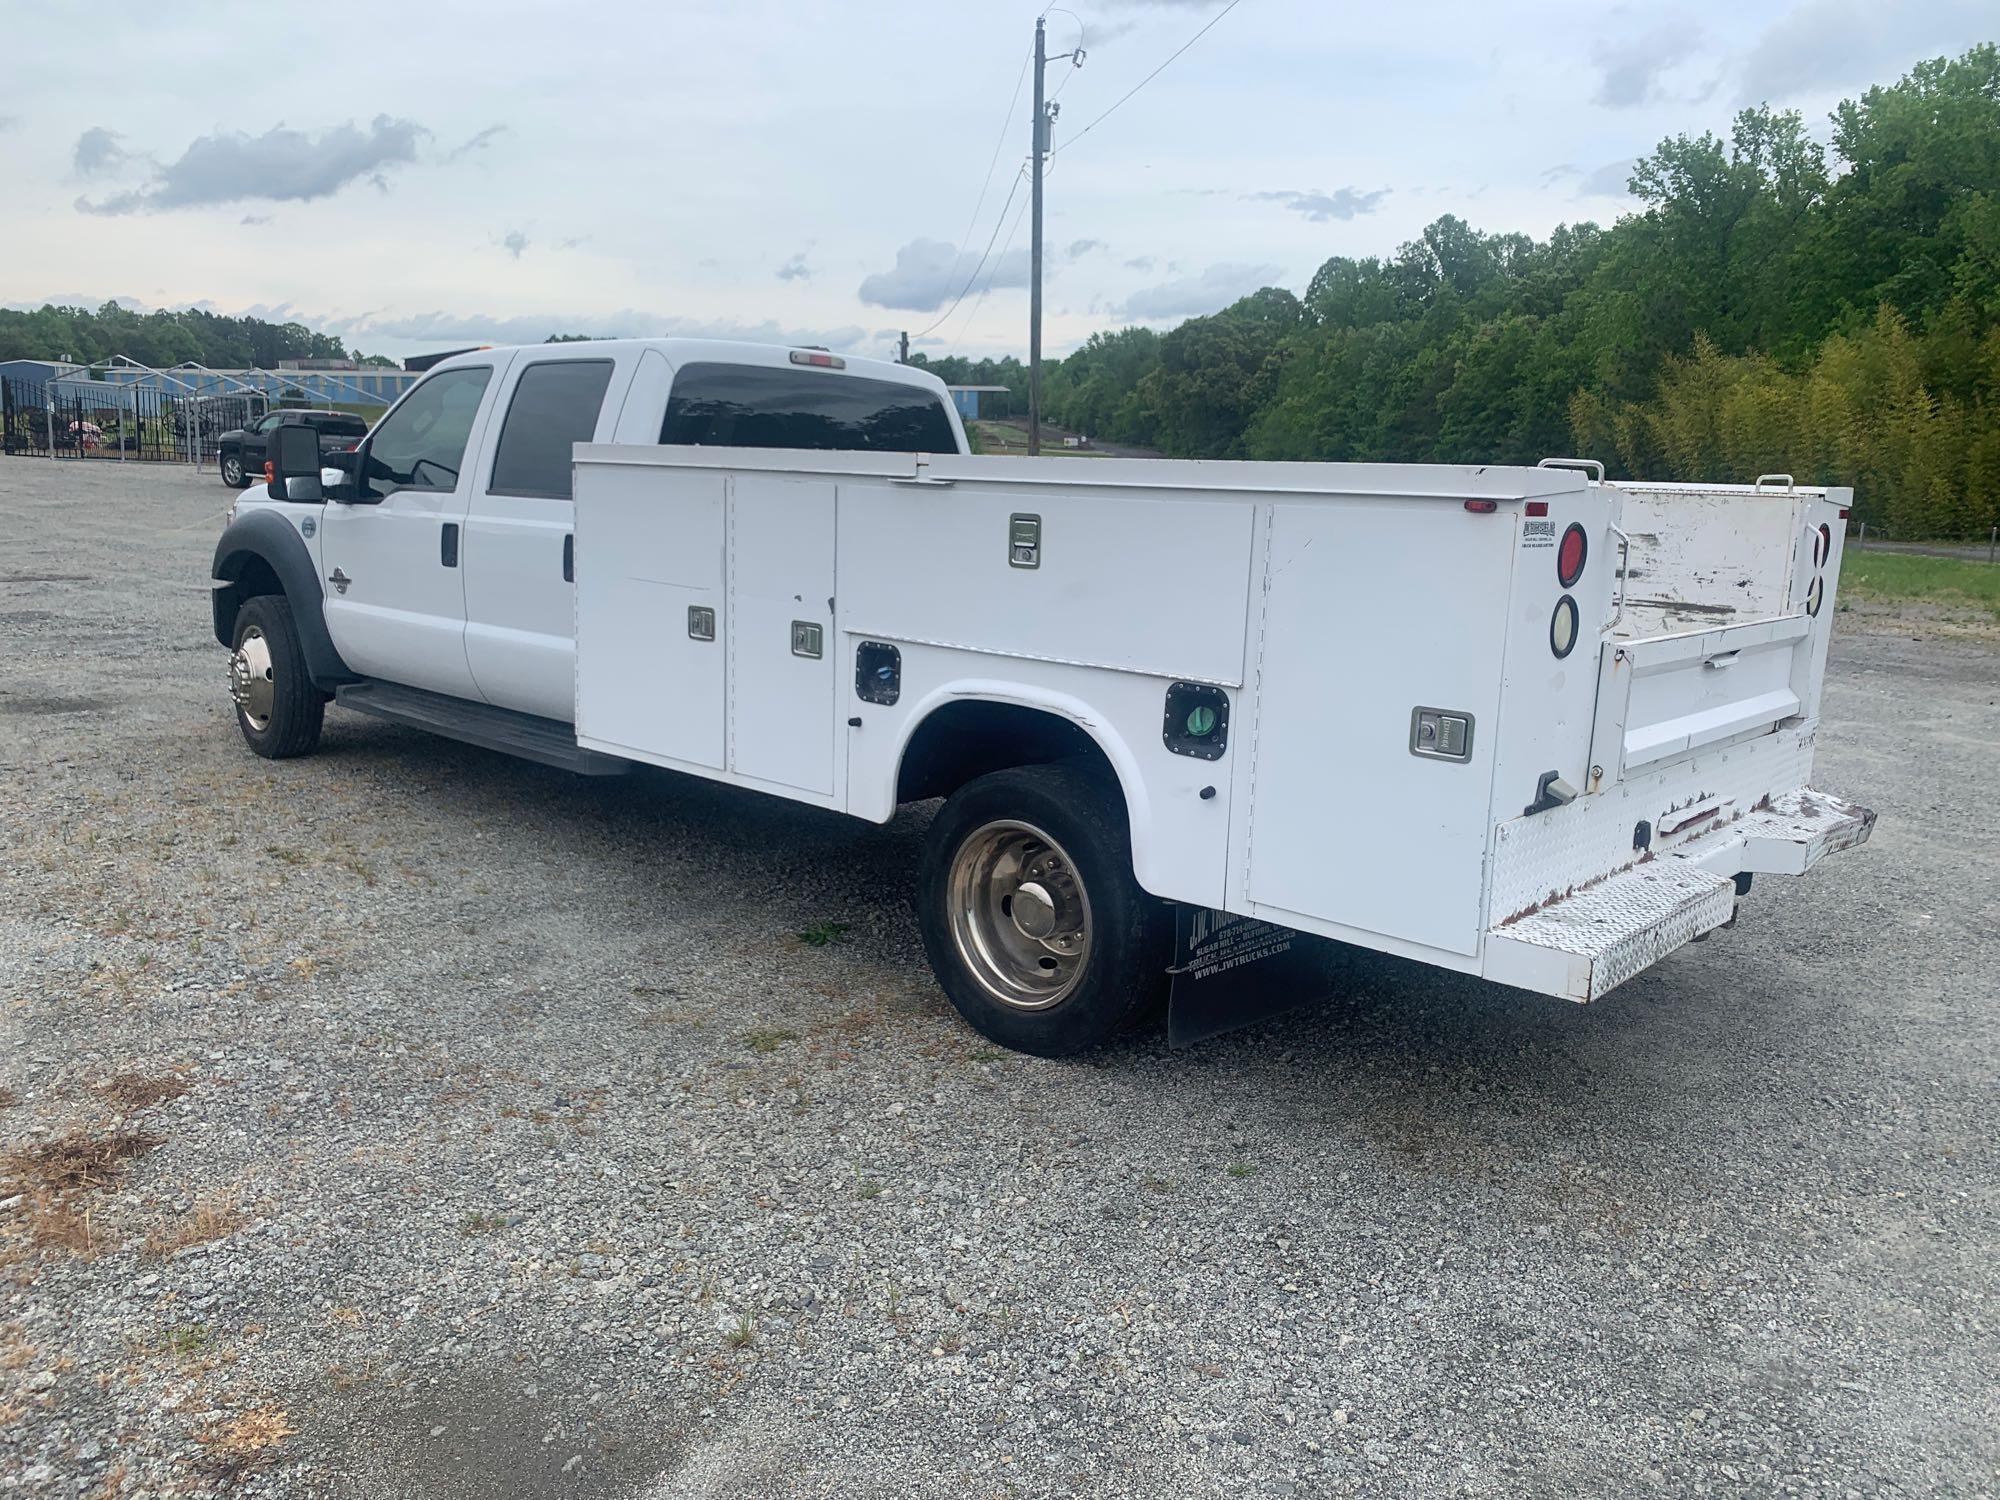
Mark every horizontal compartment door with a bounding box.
[1590,614,1810,780]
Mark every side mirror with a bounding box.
[267,425,322,501]
[319,449,363,503]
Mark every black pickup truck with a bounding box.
[217,409,370,488]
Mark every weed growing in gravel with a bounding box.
[96,1071,189,1111]
[4,1128,161,1194]
[144,1194,243,1256]
[723,1314,756,1348]
[458,1210,506,1235]
[796,919,851,947]
[857,1178,884,1200]
[742,1027,800,1054]
[166,1323,211,1360]
[192,1404,294,1478]
[1226,1162,1257,1179]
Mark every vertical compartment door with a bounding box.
[729,474,837,796]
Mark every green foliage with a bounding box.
[0,300,372,368]
[1840,548,2000,619]
[1041,45,2000,538]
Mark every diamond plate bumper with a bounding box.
[1482,788,1873,1002]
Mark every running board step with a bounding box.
[334,682,632,776]
[1482,860,1737,1003]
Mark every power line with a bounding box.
[1053,0,1243,157]
[947,181,1035,358]
[941,47,1033,295]
[911,166,1029,341]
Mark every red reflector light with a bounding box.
[1557,523,1587,587]
[1463,499,1498,514]
[789,349,846,369]
[1525,501,1549,517]
[1839,508,1850,519]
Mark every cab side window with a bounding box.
[489,360,614,499]
[362,366,492,497]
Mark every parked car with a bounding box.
[217,409,370,488]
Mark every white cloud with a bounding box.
[1120,262,1285,321]
[1579,159,1637,197]
[1245,187,1390,222]
[76,116,428,215]
[1736,0,1990,104]
[72,127,130,177]
[1591,20,1708,108]
[501,229,529,259]
[859,237,1031,312]
[777,251,813,282]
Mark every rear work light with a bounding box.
[789,350,845,369]
[1550,595,1580,658]
[1557,523,1588,588]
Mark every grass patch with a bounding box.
[457,1210,506,1235]
[742,1027,800,1054]
[797,919,851,948]
[1841,550,2000,619]
[1226,1162,1257,1179]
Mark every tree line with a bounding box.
[0,303,393,372]
[919,46,2000,538]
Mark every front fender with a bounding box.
[210,508,356,690]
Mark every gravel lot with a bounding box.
[1,456,1994,1499]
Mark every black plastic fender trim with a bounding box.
[210,508,358,691]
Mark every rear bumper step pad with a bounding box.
[1482,788,1872,1002]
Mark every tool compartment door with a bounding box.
[727,474,836,796]
[1243,501,1514,955]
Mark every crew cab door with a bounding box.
[319,360,507,700]
[462,354,623,722]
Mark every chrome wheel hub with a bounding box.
[946,819,1092,1010]
[222,455,241,483]
[229,626,274,730]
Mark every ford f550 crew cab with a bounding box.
[211,338,1873,1055]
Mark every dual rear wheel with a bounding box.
[917,764,1172,1056]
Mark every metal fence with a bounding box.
[2,376,270,464]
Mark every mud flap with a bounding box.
[1167,908,1335,1047]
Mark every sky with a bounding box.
[0,0,1990,363]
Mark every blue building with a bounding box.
[947,385,1013,421]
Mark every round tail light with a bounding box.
[1550,594,1580,658]
[1557,523,1588,588]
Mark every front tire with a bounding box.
[229,595,324,759]
[917,764,1171,1056]
[220,451,249,488]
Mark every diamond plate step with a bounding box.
[1483,859,1737,1003]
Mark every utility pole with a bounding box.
[1029,16,1047,456]
[897,330,909,364]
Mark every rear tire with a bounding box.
[229,595,324,759]
[220,450,250,488]
[917,763,1171,1056]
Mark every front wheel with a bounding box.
[220,451,250,488]
[917,764,1172,1056]
[229,595,324,759]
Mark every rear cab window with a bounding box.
[660,363,957,453]
[489,360,615,499]
[309,413,369,438]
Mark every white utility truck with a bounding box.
[214,338,1873,1055]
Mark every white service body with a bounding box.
[568,446,1871,1002]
